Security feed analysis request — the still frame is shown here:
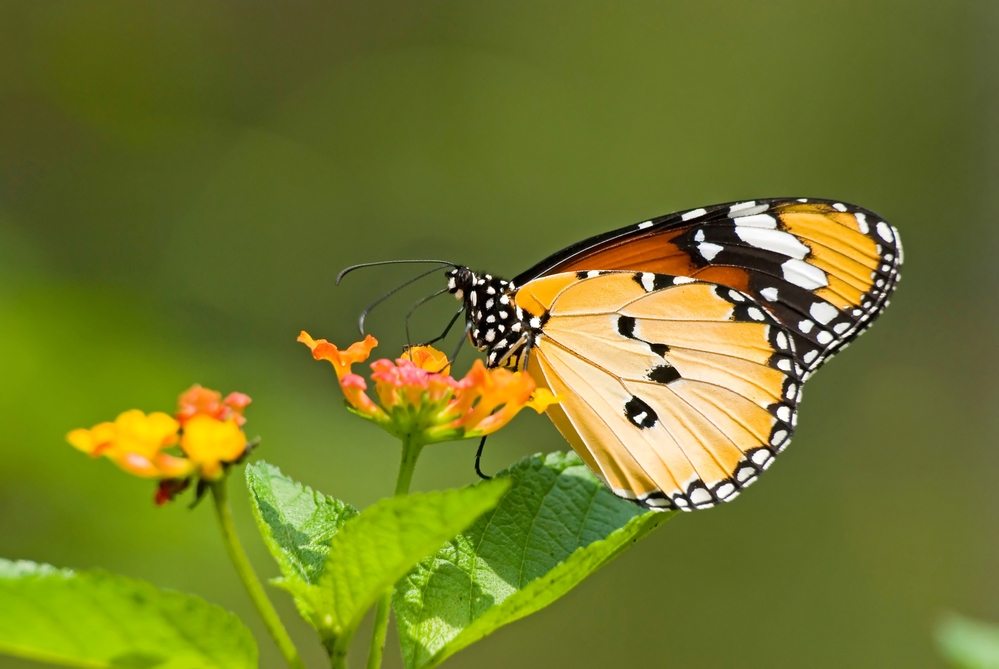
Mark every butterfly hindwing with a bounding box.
[514,198,902,376]
[518,271,801,510]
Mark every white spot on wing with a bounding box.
[698,242,723,261]
[735,227,809,259]
[689,488,711,505]
[729,200,758,214]
[854,212,870,233]
[637,220,653,230]
[681,208,707,221]
[781,259,828,289]
[760,286,779,301]
[809,301,838,325]
[832,202,848,212]
[876,221,894,242]
[735,214,777,229]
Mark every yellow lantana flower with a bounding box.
[180,415,247,480]
[67,385,253,504]
[68,410,192,479]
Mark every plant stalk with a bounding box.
[366,436,424,669]
[211,479,306,669]
[330,642,348,669]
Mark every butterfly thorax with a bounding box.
[445,267,536,369]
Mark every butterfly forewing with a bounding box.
[519,271,800,511]
[514,198,902,376]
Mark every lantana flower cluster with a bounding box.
[68,332,557,505]
[298,331,556,445]
[67,386,252,504]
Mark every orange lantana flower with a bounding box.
[67,385,254,503]
[298,331,557,445]
[177,385,251,427]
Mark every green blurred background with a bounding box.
[1,2,995,667]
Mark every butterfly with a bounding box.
[428,198,903,511]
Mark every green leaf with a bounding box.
[394,451,671,669]
[0,559,256,669]
[245,460,358,585]
[938,613,999,669]
[293,478,509,644]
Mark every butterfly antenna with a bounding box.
[336,259,457,285]
[474,436,492,480]
[404,287,449,350]
[356,265,451,335]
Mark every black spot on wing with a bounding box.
[630,272,673,292]
[647,364,681,384]
[616,312,669,358]
[649,342,670,357]
[624,396,658,428]
[617,315,637,339]
[731,302,769,323]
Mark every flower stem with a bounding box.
[329,642,348,669]
[367,436,424,669]
[392,435,423,497]
[211,479,306,669]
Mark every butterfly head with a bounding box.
[445,267,532,368]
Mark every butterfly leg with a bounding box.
[415,306,463,348]
[474,435,492,480]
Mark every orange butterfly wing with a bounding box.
[516,271,799,510]
[515,199,902,377]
